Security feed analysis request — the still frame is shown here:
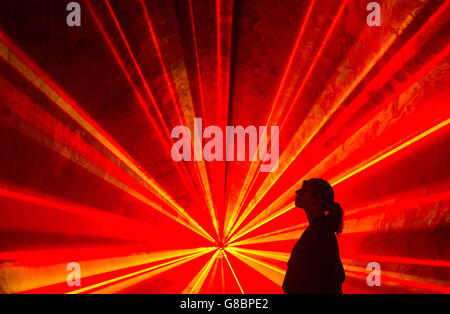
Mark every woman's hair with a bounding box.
[306,178,344,234]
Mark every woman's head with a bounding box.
[295,178,343,234]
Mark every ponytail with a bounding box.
[306,178,343,234]
[327,202,343,234]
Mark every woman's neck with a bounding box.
[306,207,323,225]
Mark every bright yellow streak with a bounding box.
[331,118,450,186]
[225,248,285,286]
[224,0,316,243]
[0,37,214,243]
[222,249,244,294]
[228,223,306,247]
[91,253,202,294]
[138,0,220,239]
[343,263,450,293]
[226,248,284,274]
[229,204,295,243]
[183,249,220,294]
[230,247,290,262]
[220,255,226,293]
[225,15,412,241]
[207,249,221,290]
[230,119,450,243]
[195,155,220,239]
[0,247,214,294]
[68,248,215,294]
[0,113,214,243]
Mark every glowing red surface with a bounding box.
[0,0,449,294]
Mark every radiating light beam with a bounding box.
[229,41,450,243]
[90,254,197,294]
[139,0,220,240]
[183,249,220,294]
[222,249,244,294]
[224,0,316,241]
[68,248,214,294]
[0,30,215,243]
[225,0,434,242]
[228,223,306,247]
[225,0,348,239]
[230,113,450,242]
[89,0,205,206]
[343,264,450,294]
[225,248,285,286]
[230,118,450,242]
[229,247,290,263]
[187,0,207,121]
[342,255,450,268]
[103,0,218,237]
[330,118,450,186]
[0,110,214,242]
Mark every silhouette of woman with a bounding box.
[282,178,346,294]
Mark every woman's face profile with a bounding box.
[295,181,312,210]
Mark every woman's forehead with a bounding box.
[296,180,309,192]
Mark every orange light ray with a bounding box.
[214,0,234,242]
[225,0,430,241]
[330,118,450,186]
[343,188,450,223]
[183,249,220,294]
[0,111,214,242]
[102,0,206,198]
[0,31,215,243]
[91,254,200,294]
[223,0,316,241]
[139,0,220,239]
[230,46,450,243]
[229,247,290,263]
[187,0,207,121]
[68,248,215,294]
[221,249,244,294]
[342,255,450,268]
[228,204,297,244]
[279,0,349,131]
[225,248,285,286]
[1,247,214,294]
[84,1,173,151]
[225,0,348,240]
[103,0,218,236]
[343,264,450,294]
[0,186,170,242]
[231,116,450,243]
[228,223,306,247]
[87,0,203,204]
